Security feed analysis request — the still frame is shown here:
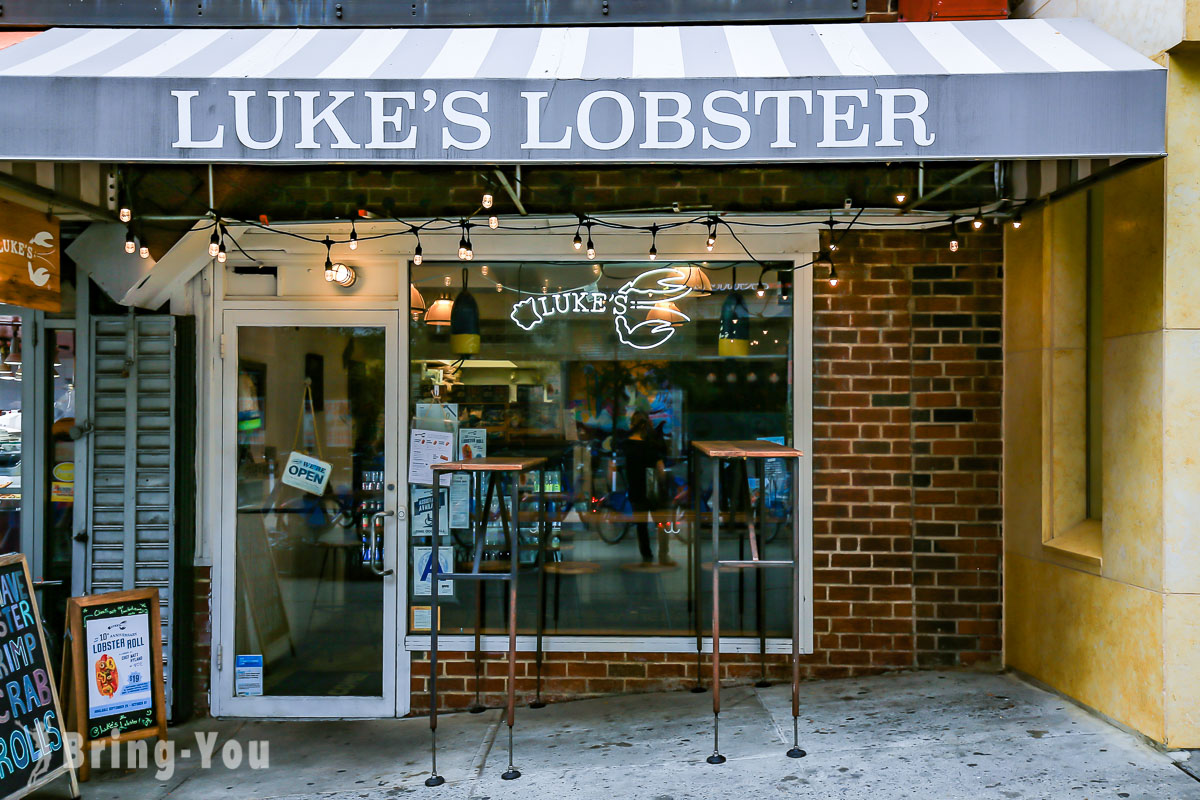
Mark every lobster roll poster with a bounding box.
[81,598,155,736]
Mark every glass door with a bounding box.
[218,311,404,717]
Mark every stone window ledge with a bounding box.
[1044,520,1103,571]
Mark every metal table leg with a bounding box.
[531,467,547,709]
[787,455,806,759]
[426,479,446,787]
[501,472,522,780]
[707,456,726,765]
[691,449,705,693]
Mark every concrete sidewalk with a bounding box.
[32,671,1200,799]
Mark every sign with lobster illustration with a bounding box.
[62,588,166,782]
[0,200,59,313]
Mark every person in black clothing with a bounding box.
[615,410,673,565]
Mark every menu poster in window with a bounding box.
[457,428,486,461]
[408,429,453,486]
[62,587,166,782]
[0,554,77,800]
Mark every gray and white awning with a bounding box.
[0,19,1165,163]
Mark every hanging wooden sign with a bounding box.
[0,200,59,313]
[0,553,78,800]
[61,588,166,782]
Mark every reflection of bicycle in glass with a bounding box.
[585,475,695,546]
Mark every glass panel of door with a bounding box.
[230,322,398,706]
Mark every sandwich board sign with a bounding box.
[0,553,78,799]
[62,587,167,782]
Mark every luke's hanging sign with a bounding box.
[0,201,59,313]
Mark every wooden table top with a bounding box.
[432,456,548,472]
[692,440,804,458]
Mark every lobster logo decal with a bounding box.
[610,268,693,350]
[508,267,694,350]
[27,231,55,287]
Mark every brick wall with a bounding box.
[192,564,212,716]
[408,226,1004,713]
[865,0,900,23]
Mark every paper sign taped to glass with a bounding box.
[282,451,332,495]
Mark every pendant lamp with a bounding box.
[450,268,480,355]
[718,267,749,357]
[410,284,427,321]
[646,301,686,327]
[425,297,453,327]
[678,265,712,297]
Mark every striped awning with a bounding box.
[0,20,1165,163]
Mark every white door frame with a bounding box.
[214,308,409,717]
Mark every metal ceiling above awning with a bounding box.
[0,19,1165,163]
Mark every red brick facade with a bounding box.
[188,227,1003,715]
[407,227,1004,713]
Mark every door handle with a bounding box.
[369,510,395,577]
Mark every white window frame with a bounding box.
[187,220,815,717]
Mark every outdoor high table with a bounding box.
[691,440,805,764]
[426,455,548,786]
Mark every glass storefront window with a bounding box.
[408,262,796,639]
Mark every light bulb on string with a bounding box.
[217,240,227,264]
[323,237,336,281]
[585,221,595,260]
[894,191,908,206]
[1011,212,1023,230]
[119,207,132,223]
[828,262,839,288]
[125,228,136,255]
[481,193,493,209]
[705,219,717,252]
[139,245,150,259]
[972,209,985,230]
[949,218,961,253]
[412,229,423,265]
[208,226,220,258]
[348,218,358,250]
[648,225,658,260]
[488,215,498,229]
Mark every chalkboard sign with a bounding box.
[62,587,166,782]
[0,553,77,800]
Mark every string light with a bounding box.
[585,221,595,260]
[464,222,474,260]
[215,224,227,263]
[208,226,220,258]
[1011,212,1023,230]
[949,218,961,253]
[125,228,136,255]
[481,193,493,209]
[828,262,838,287]
[755,268,766,298]
[349,217,358,250]
[119,207,132,223]
[412,229,423,265]
[572,218,583,251]
[488,215,499,229]
[972,209,985,230]
[648,225,658,260]
[894,191,908,206]
[458,220,469,261]
[705,218,717,252]
[139,244,150,259]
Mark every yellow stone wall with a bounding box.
[1003,159,1174,745]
